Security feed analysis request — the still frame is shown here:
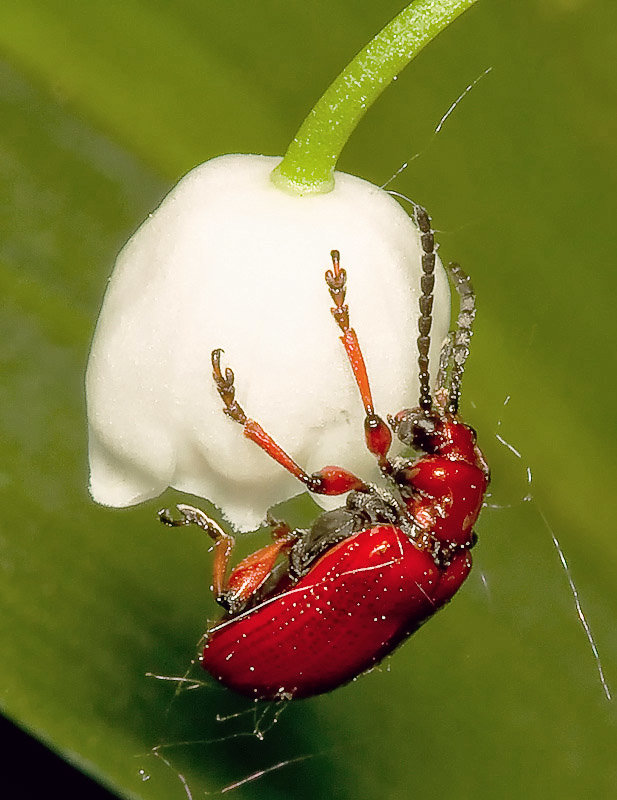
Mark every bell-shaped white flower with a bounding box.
[86,154,450,531]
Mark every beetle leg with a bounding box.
[158,504,299,614]
[325,251,393,474]
[222,529,297,615]
[212,349,366,496]
[265,512,294,541]
[430,550,472,606]
[158,503,234,599]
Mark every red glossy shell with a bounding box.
[201,525,471,699]
[400,456,488,547]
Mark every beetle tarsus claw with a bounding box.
[157,506,184,527]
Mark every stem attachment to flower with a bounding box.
[270,0,479,195]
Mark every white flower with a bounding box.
[86,154,450,531]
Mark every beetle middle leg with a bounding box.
[211,348,366,497]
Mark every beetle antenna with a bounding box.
[436,331,454,396]
[414,205,436,414]
[445,262,476,414]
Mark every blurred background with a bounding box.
[1,1,616,797]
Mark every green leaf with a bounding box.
[1,1,616,798]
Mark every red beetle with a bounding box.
[160,206,489,700]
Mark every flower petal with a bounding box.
[86,154,450,531]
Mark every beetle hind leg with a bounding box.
[159,503,299,616]
[159,503,234,602]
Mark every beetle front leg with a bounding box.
[325,250,393,473]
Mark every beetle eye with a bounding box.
[393,409,439,452]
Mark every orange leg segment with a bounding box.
[158,504,297,612]
[211,349,366,496]
[326,250,392,470]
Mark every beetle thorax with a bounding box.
[391,415,488,552]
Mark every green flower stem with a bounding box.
[271,0,479,195]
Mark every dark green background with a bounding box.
[1,1,616,797]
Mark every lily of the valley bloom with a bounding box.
[86,154,450,531]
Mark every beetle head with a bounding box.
[391,408,481,466]
[391,407,442,454]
